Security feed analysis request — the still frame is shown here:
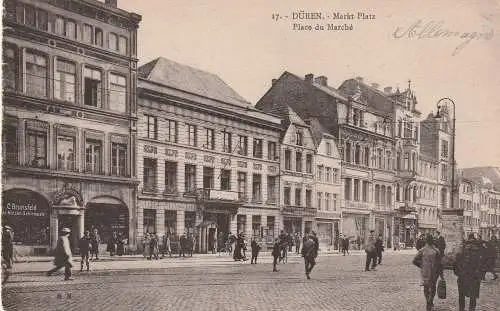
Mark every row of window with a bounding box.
[317,192,338,211]
[344,179,392,204]
[283,187,312,208]
[143,115,278,160]
[418,208,438,221]
[316,166,340,184]
[9,2,128,54]
[3,121,128,176]
[283,150,313,173]
[397,119,419,140]
[142,159,279,203]
[3,46,128,112]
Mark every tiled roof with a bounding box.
[338,79,394,116]
[312,83,348,102]
[138,57,250,107]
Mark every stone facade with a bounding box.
[2,0,141,255]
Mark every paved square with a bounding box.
[2,252,499,311]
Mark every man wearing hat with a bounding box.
[47,227,73,280]
[2,225,14,270]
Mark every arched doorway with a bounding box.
[85,196,129,249]
[2,189,50,253]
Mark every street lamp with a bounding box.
[434,97,457,210]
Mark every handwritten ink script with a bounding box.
[393,20,494,56]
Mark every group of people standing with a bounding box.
[364,230,385,271]
[413,232,498,311]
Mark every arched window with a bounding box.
[413,186,418,202]
[364,147,370,166]
[345,141,351,163]
[375,185,380,204]
[396,184,400,202]
[441,188,448,208]
[381,186,386,205]
[355,144,361,164]
[404,152,410,170]
[412,152,417,172]
[396,151,401,170]
[387,187,392,207]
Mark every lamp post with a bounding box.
[434,97,456,210]
[433,97,463,269]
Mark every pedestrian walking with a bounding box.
[250,238,261,264]
[412,234,441,311]
[294,233,301,254]
[179,234,187,257]
[375,234,384,265]
[454,233,485,311]
[162,233,172,258]
[116,233,125,256]
[47,228,73,281]
[150,233,159,260]
[90,228,100,260]
[342,235,350,256]
[434,231,446,280]
[107,231,117,256]
[301,232,318,279]
[271,238,280,272]
[79,230,91,272]
[2,225,14,285]
[364,230,377,271]
[482,235,498,280]
[416,233,426,251]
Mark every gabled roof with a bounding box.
[338,78,394,116]
[461,167,500,186]
[287,106,307,126]
[138,57,250,107]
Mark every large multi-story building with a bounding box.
[257,73,397,249]
[136,57,282,252]
[2,0,141,255]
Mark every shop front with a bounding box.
[281,206,316,236]
[394,213,418,248]
[341,213,369,250]
[2,189,51,256]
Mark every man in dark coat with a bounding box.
[364,230,377,271]
[271,238,280,272]
[454,233,485,311]
[342,235,350,256]
[482,235,498,280]
[416,233,426,251]
[301,233,318,279]
[79,230,91,272]
[179,234,186,257]
[90,228,100,260]
[2,226,14,269]
[434,231,446,280]
[250,238,261,264]
[294,233,301,254]
[413,234,440,311]
[375,234,384,265]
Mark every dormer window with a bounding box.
[296,132,303,146]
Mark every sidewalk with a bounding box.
[13,248,416,263]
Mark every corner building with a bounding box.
[136,58,282,253]
[2,0,141,254]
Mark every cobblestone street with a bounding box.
[2,252,499,311]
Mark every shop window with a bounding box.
[109,73,127,112]
[164,210,177,236]
[54,59,76,103]
[57,135,75,171]
[143,209,156,235]
[185,212,195,235]
[84,67,102,107]
[25,51,47,97]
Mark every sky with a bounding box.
[119,0,500,169]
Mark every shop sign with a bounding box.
[3,202,47,217]
[208,189,239,201]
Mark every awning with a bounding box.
[402,214,417,219]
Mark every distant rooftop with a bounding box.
[138,57,251,108]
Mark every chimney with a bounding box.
[355,76,363,83]
[371,83,379,89]
[305,73,314,83]
[105,0,118,8]
[271,79,277,86]
[314,76,328,86]
[384,86,393,94]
